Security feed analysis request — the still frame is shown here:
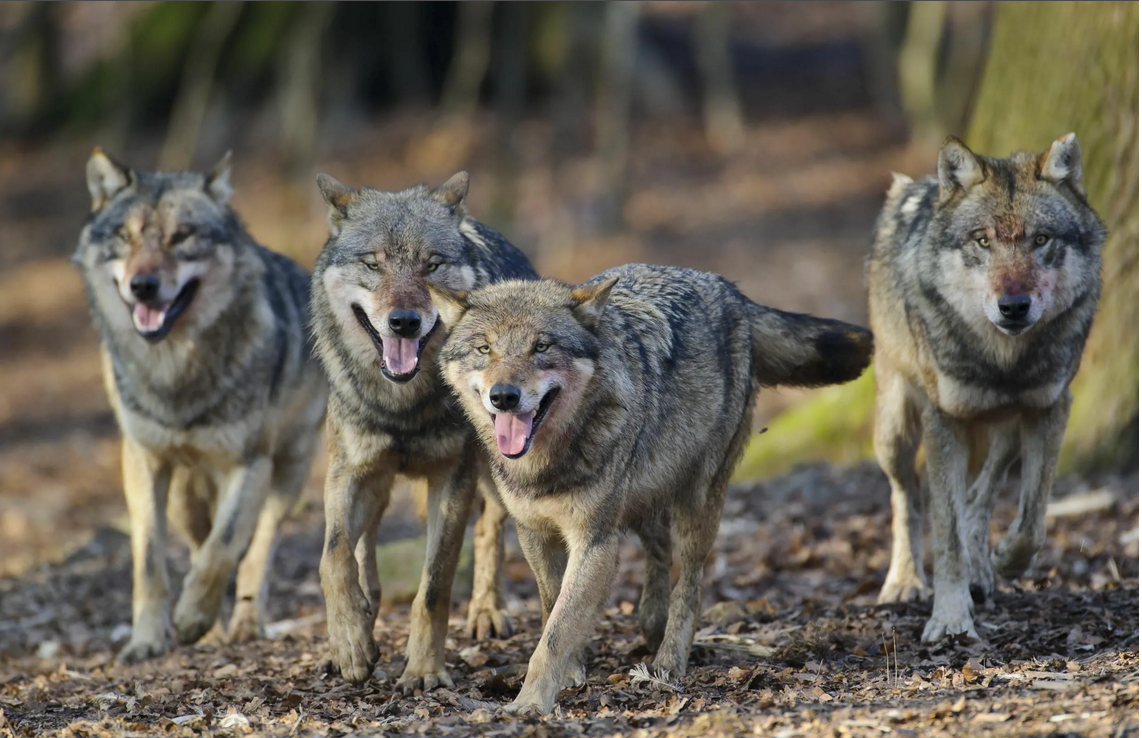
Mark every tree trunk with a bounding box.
[735,1,1138,480]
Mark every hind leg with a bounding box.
[634,508,672,654]
[173,456,273,645]
[992,393,1070,579]
[229,435,318,642]
[964,421,1019,605]
[874,369,928,604]
[466,470,515,640]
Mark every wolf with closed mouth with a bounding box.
[430,264,873,714]
[73,149,328,663]
[868,134,1104,642]
[310,171,537,689]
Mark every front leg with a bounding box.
[921,408,978,642]
[515,524,582,687]
[506,528,619,716]
[467,472,515,640]
[964,421,1019,604]
[319,454,392,684]
[117,439,174,664]
[173,456,272,645]
[396,454,477,693]
[993,394,1071,579]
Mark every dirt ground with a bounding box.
[0,463,1137,737]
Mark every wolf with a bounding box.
[73,149,328,663]
[867,134,1104,642]
[429,263,873,713]
[310,171,537,689]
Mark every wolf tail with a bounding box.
[747,302,873,388]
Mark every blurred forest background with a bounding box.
[0,1,1136,575]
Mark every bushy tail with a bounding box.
[748,303,873,387]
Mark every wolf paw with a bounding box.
[992,532,1041,580]
[117,635,169,664]
[395,666,454,694]
[502,696,554,716]
[651,647,689,679]
[173,599,220,645]
[326,611,378,683]
[466,601,514,641]
[563,656,587,689]
[877,571,930,604]
[921,595,979,643]
[227,607,265,643]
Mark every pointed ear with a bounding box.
[1038,132,1085,199]
[86,147,132,212]
[430,171,469,216]
[427,283,470,329]
[316,173,356,237]
[205,150,233,204]
[570,276,619,330]
[937,136,985,201]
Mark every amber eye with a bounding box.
[1034,234,1048,246]
[977,237,990,248]
[477,344,490,354]
[116,227,131,242]
[426,262,440,273]
[364,261,378,271]
[535,341,549,353]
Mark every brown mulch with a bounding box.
[1,462,1137,737]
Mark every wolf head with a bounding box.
[431,277,616,460]
[314,172,482,383]
[930,133,1104,338]
[73,148,243,343]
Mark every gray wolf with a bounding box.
[867,134,1103,641]
[73,149,328,663]
[430,264,873,714]
[310,171,537,689]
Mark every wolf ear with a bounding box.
[937,136,985,201]
[86,147,132,212]
[430,171,469,217]
[316,173,356,237]
[205,150,233,205]
[1038,132,1085,199]
[426,284,470,328]
[570,276,619,330]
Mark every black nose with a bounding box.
[388,309,422,337]
[998,294,1031,320]
[489,383,521,411]
[129,274,160,302]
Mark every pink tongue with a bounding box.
[494,412,535,456]
[382,337,420,375]
[133,304,165,332]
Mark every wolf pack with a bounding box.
[72,130,1104,715]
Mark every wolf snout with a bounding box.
[488,383,521,411]
[129,273,161,302]
[997,294,1031,321]
[388,309,422,337]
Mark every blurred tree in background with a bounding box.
[737,0,1139,480]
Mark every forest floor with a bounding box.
[0,463,1137,737]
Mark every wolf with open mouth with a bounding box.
[430,264,874,714]
[73,149,328,664]
[309,171,537,689]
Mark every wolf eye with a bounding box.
[477,344,490,354]
[116,227,131,242]
[364,261,378,271]
[534,341,549,353]
[426,263,439,273]
[1034,234,1048,246]
[171,226,196,245]
[976,237,990,248]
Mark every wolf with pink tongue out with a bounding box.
[309,171,537,690]
[431,264,874,715]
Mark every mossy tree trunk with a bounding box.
[735,0,1138,481]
